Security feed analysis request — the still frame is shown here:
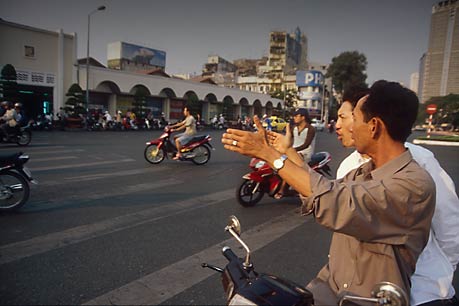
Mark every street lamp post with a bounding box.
[86,5,106,112]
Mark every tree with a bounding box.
[64,83,86,117]
[0,64,19,102]
[326,51,368,97]
[270,88,297,113]
[132,87,149,118]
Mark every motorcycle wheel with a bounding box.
[191,145,211,165]
[17,131,32,146]
[0,170,30,211]
[144,144,165,164]
[236,179,264,207]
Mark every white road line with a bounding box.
[27,149,85,155]
[0,189,235,265]
[39,167,163,186]
[84,210,307,305]
[28,158,136,171]
[31,156,78,162]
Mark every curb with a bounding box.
[413,139,459,147]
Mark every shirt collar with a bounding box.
[367,149,413,180]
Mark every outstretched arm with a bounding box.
[222,116,312,196]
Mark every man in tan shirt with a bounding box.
[221,80,436,304]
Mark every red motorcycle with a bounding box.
[236,152,332,207]
[144,126,213,165]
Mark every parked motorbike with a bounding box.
[31,114,53,131]
[0,123,33,146]
[0,152,37,211]
[202,215,409,306]
[144,126,213,165]
[236,152,332,207]
[121,117,138,131]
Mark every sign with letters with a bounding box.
[296,70,324,87]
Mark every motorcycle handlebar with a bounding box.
[222,246,238,262]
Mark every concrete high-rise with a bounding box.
[419,0,459,103]
[266,27,308,91]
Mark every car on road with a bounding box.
[262,116,288,132]
[311,118,325,131]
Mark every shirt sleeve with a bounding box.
[426,158,459,268]
[301,164,436,245]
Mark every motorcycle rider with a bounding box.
[14,103,28,127]
[102,111,112,129]
[335,87,459,306]
[222,80,436,304]
[275,108,316,199]
[0,101,20,141]
[170,106,197,160]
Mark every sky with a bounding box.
[0,0,440,87]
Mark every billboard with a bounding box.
[109,42,166,68]
[296,70,324,87]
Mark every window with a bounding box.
[24,45,35,58]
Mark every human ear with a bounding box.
[369,117,380,138]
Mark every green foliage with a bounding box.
[270,88,297,110]
[186,93,202,118]
[326,51,368,95]
[132,87,149,118]
[421,94,459,128]
[0,64,19,102]
[65,83,86,117]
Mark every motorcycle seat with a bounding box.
[308,152,328,166]
[184,135,207,145]
[0,152,23,167]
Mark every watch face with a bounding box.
[274,159,283,170]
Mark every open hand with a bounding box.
[221,115,270,159]
[266,123,292,154]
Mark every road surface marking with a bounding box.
[26,149,85,155]
[31,156,78,162]
[84,210,307,305]
[39,167,163,186]
[0,189,234,265]
[28,158,136,171]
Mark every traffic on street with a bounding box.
[0,129,457,305]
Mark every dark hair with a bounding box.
[361,80,418,142]
[342,85,369,108]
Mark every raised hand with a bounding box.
[266,123,292,154]
[221,115,271,159]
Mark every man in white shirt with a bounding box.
[170,106,197,160]
[335,87,459,306]
[275,108,316,199]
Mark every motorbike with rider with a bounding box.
[0,101,32,146]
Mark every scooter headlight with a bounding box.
[254,160,266,169]
[229,294,256,306]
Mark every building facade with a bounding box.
[0,18,77,118]
[419,0,459,103]
[1,19,281,123]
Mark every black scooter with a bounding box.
[202,216,409,306]
[0,152,37,211]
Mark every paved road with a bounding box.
[0,129,457,305]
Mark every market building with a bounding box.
[0,18,281,122]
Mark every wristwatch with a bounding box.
[273,154,288,173]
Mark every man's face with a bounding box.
[352,96,372,154]
[336,101,354,148]
[293,114,304,124]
